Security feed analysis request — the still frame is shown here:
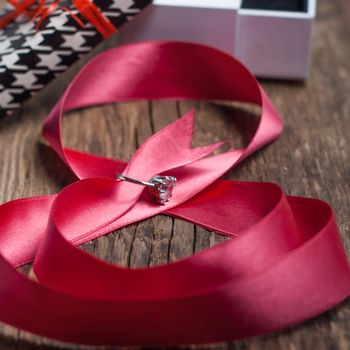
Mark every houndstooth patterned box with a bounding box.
[0,0,151,116]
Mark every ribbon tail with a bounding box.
[125,109,227,180]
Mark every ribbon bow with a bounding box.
[0,41,349,346]
[0,0,116,38]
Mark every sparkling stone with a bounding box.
[148,175,177,205]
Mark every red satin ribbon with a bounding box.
[0,41,349,346]
[0,0,116,38]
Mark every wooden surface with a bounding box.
[0,0,349,349]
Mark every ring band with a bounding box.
[116,174,177,205]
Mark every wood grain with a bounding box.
[0,0,349,349]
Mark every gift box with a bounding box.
[119,0,317,79]
[0,0,152,116]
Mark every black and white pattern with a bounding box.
[0,0,152,116]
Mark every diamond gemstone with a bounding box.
[148,175,177,205]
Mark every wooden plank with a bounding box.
[0,0,349,349]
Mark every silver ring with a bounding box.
[116,174,177,205]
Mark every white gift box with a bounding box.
[119,0,316,80]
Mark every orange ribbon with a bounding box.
[0,0,117,38]
[0,0,37,28]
